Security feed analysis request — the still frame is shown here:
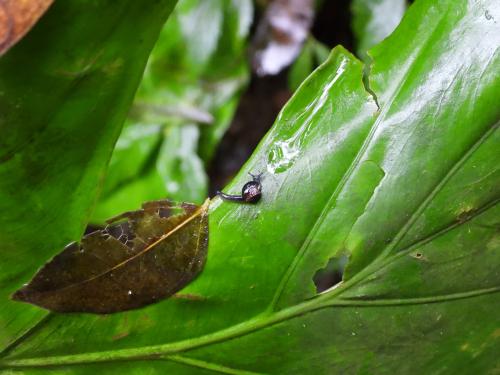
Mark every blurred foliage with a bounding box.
[351,0,407,61]
[0,0,178,351]
[250,0,314,76]
[289,0,408,91]
[92,0,253,222]
[288,36,330,91]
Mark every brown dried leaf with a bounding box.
[0,0,53,56]
[12,199,210,313]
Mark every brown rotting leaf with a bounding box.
[12,199,210,313]
[0,0,53,56]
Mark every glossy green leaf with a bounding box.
[0,0,177,351]
[351,0,407,61]
[92,0,252,221]
[1,0,499,373]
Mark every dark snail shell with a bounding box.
[217,173,262,204]
[241,180,262,203]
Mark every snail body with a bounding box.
[217,173,262,203]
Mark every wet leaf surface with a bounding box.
[13,200,209,314]
[0,0,53,55]
[0,0,499,373]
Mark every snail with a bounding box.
[217,173,262,203]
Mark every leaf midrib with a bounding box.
[166,354,265,375]
[2,286,499,368]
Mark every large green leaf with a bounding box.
[92,0,252,222]
[1,0,499,373]
[0,0,177,352]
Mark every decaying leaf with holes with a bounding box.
[12,199,209,313]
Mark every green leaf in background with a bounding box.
[1,0,499,373]
[351,0,407,62]
[92,0,253,222]
[288,39,314,92]
[288,37,331,91]
[0,0,177,352]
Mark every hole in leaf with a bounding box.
[158,207,171,218]
[410,251,428,261]
[313,255,348,293]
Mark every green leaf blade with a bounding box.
[344,0,500,279]
[1,0,499,372]
[0,0,177,350]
